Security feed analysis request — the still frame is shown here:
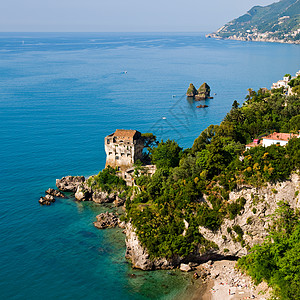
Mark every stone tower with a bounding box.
[104,129,144,174]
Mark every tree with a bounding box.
[142,132,158,148]
[150,139,182,169]
[192,125,218,153]
[232,100,239,109]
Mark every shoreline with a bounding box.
[182,260,272,300]
[206,34,300,45]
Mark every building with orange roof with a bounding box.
[104,129,144,182]
[262,132,299,147]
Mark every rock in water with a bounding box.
[56,176,85,192]
[93,212,119,229]
[186,83,198,97]
[45,188,66,198]
[75,185,91,201]
[39,194,55,205]
[195,82,213,100]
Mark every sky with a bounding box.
[0,0,277,32]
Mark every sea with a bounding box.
[0,32,299,300]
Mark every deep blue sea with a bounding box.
[0,32,299,299]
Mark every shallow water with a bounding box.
[0,32,299,299]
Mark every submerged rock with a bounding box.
[56,176,85,192]
[45,188,66,198]
[196,104,208,108]
[94,212,119,229]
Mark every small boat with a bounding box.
[124,71,127,74]
[213,93,217,95]
[172,95,176,98]
[162,117,167,120]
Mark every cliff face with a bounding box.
[125,222,180,270]
[125,174,300,270]
[200,173,300,257]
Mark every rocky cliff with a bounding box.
[125,173,300,270]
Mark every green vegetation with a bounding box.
[227,197,246,219]
[238,202,300,300]
[87,166,126,193]
[149,139,182,169]
[124,76,300,263]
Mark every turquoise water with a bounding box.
[0,32,299,299]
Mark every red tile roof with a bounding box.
[113,129,140,140]
[263,132,298,141]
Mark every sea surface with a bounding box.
[0,32,299,300]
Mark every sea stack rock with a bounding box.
[195,82,211,100]
[186,83,198,97]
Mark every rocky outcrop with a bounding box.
[195,82,212,100]
[92,190,115,203]
[197,104,208,108]
[39,194,55,205]
[56,176,85,192]
[187,82,213,100]
[113,196,126,207]
[93,212,120,229]
[55,175,123,204]
[186,83,198,97]
[46,188,66,198]
[125,222,180,270]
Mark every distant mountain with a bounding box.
[207,0,300,44]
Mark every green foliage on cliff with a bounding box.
[238,202,300,300]
[125,78,300,260]
[87,166,126,192]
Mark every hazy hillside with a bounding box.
[207,0,300,44]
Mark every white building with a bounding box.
[262,132,299,147]
[105,129,144,174]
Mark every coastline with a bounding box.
[206,34,300,45]
[180,260,272,300]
